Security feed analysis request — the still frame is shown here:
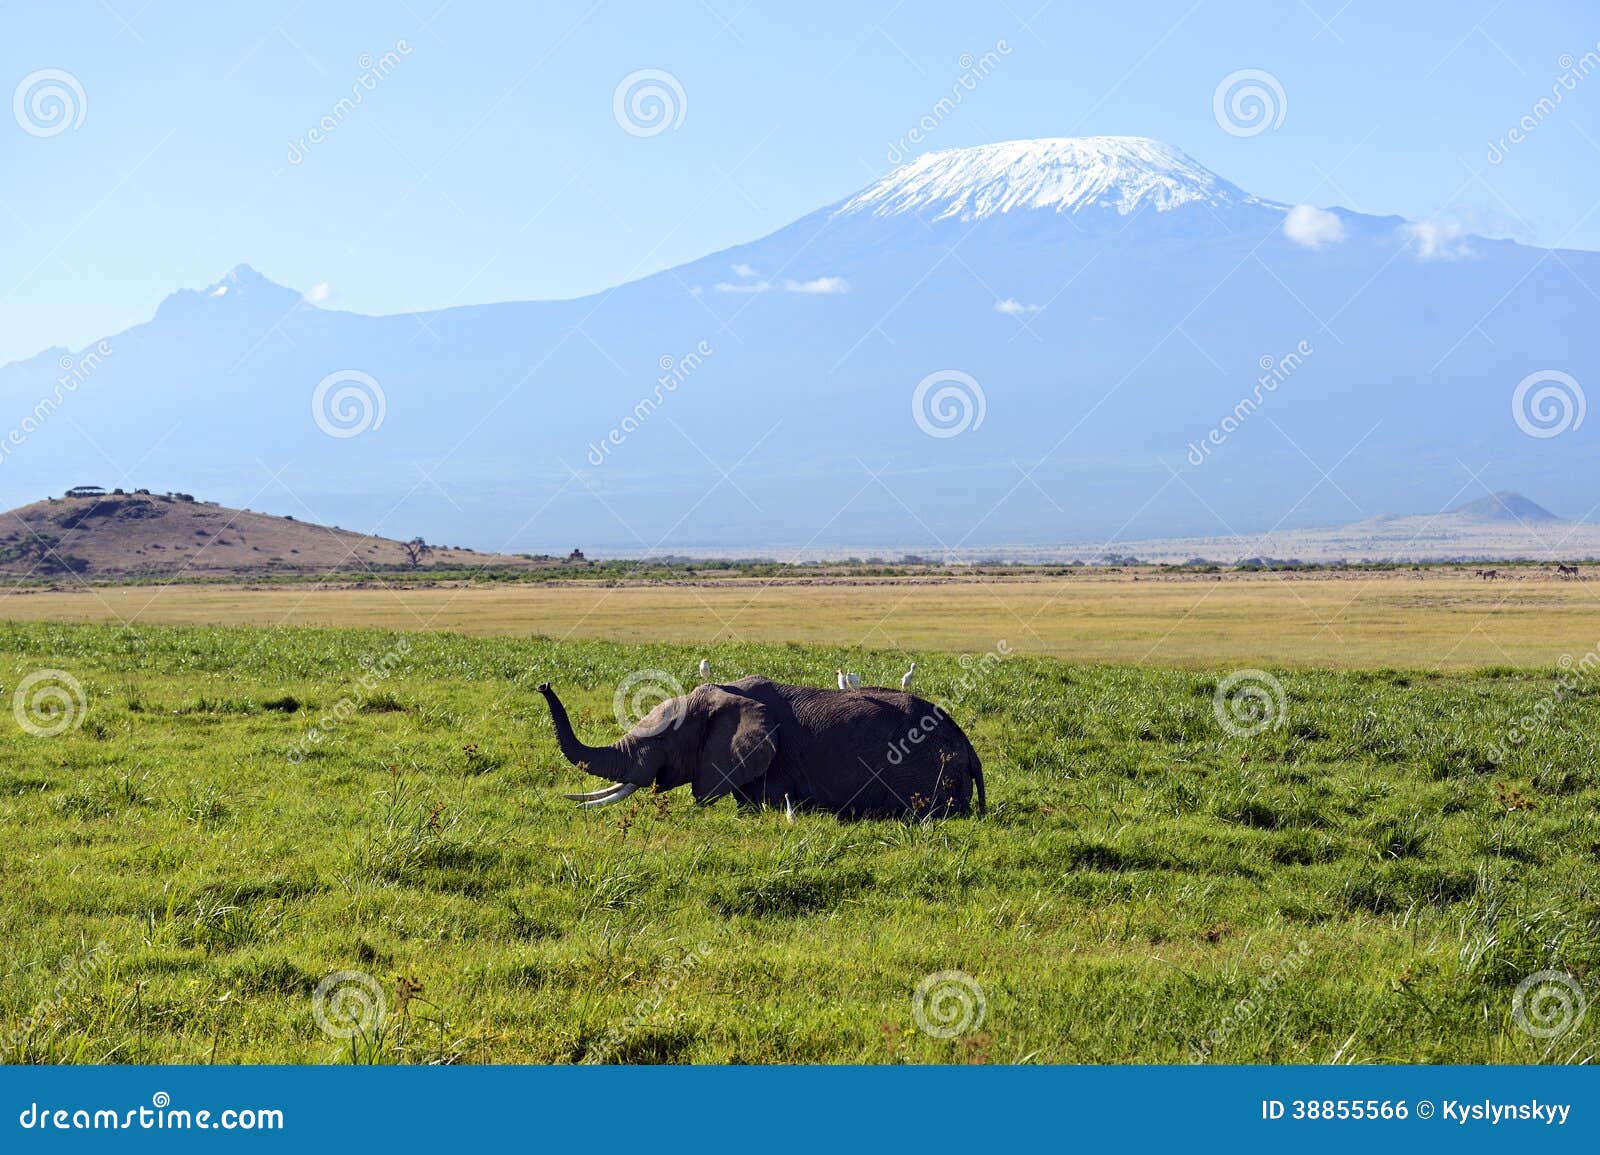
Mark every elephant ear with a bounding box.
[694,688,777,803]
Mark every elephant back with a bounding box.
[775,682,981,818]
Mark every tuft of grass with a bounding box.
[169,781,230,826]
[345,775,482,890]
[54,770,156,818]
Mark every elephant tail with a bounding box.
[954,727,984,815]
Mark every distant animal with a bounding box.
[901,662,916,691]
[699,658,712,682]
[1476,568,1500,581]
[845,671,862,691]
[538,678,984,819]
[1556,564,1580,579]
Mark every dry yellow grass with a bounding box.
[5,570,1599,668]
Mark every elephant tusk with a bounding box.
[576,782,640,809]
[563,784,633,802]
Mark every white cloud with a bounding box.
[783,276,849,294]
[731,263,759,278]
[995,298,1042,316]
[304,281,332,304]
[1403,220,1473,261]
[715,275,850,295]
[1283,204,1345,249]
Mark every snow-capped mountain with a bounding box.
[2,136,1594,555]
[835,136,1277,221]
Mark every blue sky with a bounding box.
[3,0,1598,365]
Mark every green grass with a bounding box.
[1,619,1597,1064]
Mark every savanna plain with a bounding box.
[3,571,1599,1064]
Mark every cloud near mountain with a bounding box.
[1283,204,1345,248]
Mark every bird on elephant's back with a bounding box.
[537,676,984,820]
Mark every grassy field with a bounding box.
[6,570,1600,668]
[2,619,1598,1064]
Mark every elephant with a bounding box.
[537,677,985,819]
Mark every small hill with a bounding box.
[1445,492,1561,523]
[0,491,569,578]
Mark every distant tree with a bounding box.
[402,537,433,568]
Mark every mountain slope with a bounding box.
[2,136,1595,554]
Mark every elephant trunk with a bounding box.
[537,683,631,782]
